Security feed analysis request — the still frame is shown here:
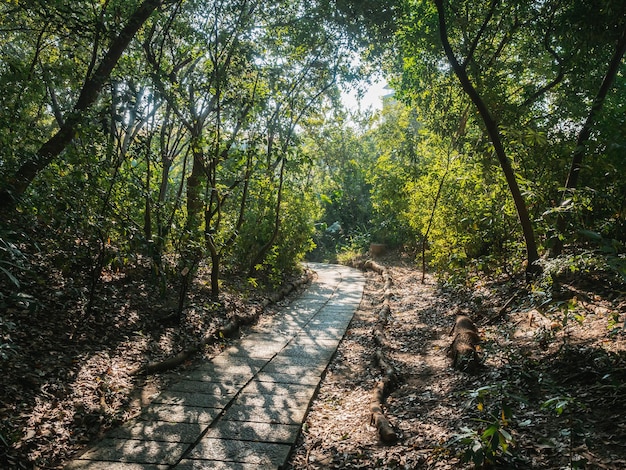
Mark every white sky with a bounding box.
[341,79,389,112]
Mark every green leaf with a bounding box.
[578,229,602,242]
[0,266,20,288]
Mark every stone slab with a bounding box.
[298,326,346,339]
[175,459,263,469]
[77,438,186,465]
[229,392,312,410]
[254,371,322,386]
[220,403,308,425]
[284,336,341,348]
[108,420,206,443]
[66,461,168,470]
[205,420,301,443]
[306,316,353,328]
[167,380,239,396]
[183,369,253,386]
[267,354,331,372]
[258,361,327,377]
[150,390,233,409]
[140,404,219,424]
[239,380,317,398]
[220,341,286,359]
[274,346,336,363]
[190,356,268,379]
[186,438,292,466]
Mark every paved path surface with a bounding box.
[66,263,364,470]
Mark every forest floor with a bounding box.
[1,250,626,469]
[288,252,626,469]
[0,254,311,469]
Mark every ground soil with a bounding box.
[2,250,626,469]
[287,252,626,469]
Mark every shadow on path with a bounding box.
[66,263,364,470]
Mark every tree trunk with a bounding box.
[248,157,286,277]
[421,149,452,283]
[550,23,626,256]
[434,0,540,276]
[0,0,165,209]
[185,147,205,232]
[208,240,221,299]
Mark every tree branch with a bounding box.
[0,0,167,209]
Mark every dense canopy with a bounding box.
[1,0,625,467]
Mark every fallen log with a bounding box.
[370,399,398,444]
[375,348,399,385]
[364,259,385,275]
[373,324,387,347]
[131,270,312,376]
[485,292,520,325]
[378,302,391,322]
[383,273,392,293]
[363,259,400,444]
[219,310,260,338]
[141,347,198,375]
[449,314,479,336]
[449,333,480,373]
[447,315,481,373]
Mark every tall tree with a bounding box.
[551,19,626,255]
[392,0,626,273]
[432,0,540,274]
[0,0,171,209]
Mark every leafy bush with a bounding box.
[450,383,525,467]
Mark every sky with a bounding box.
[341,79,389,112]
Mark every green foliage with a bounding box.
[302,109,383,260]
[0,233,25,290]
[541,396,577,416]
[0,0,365,299]
[2,0,626,296]
[367,102,418,247]
[383,0,626,277]
[268,187,317,277]
[335,225,373,265]
[451,383,524,467]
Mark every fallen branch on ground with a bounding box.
[362,259,400,444]
[130,270,312,376]
[485,291,520,325]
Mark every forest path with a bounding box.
[286,261,476,469]
[66,263,365,469]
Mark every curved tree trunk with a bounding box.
[434,0,540,276]
[0,0,166,210]
[551,23,626,257]
[421,149,452,283]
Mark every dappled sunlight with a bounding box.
[62,263,363,468]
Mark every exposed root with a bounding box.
[363,259,399,444]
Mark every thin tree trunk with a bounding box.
[248,157,286,277]
[421,150,452,283]
[144,141,153,241]
[434,0,540,276]
[0,0,166,209]
[551,23,626,256]
[185,146,205,232]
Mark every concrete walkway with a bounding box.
[66,263,364,470]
